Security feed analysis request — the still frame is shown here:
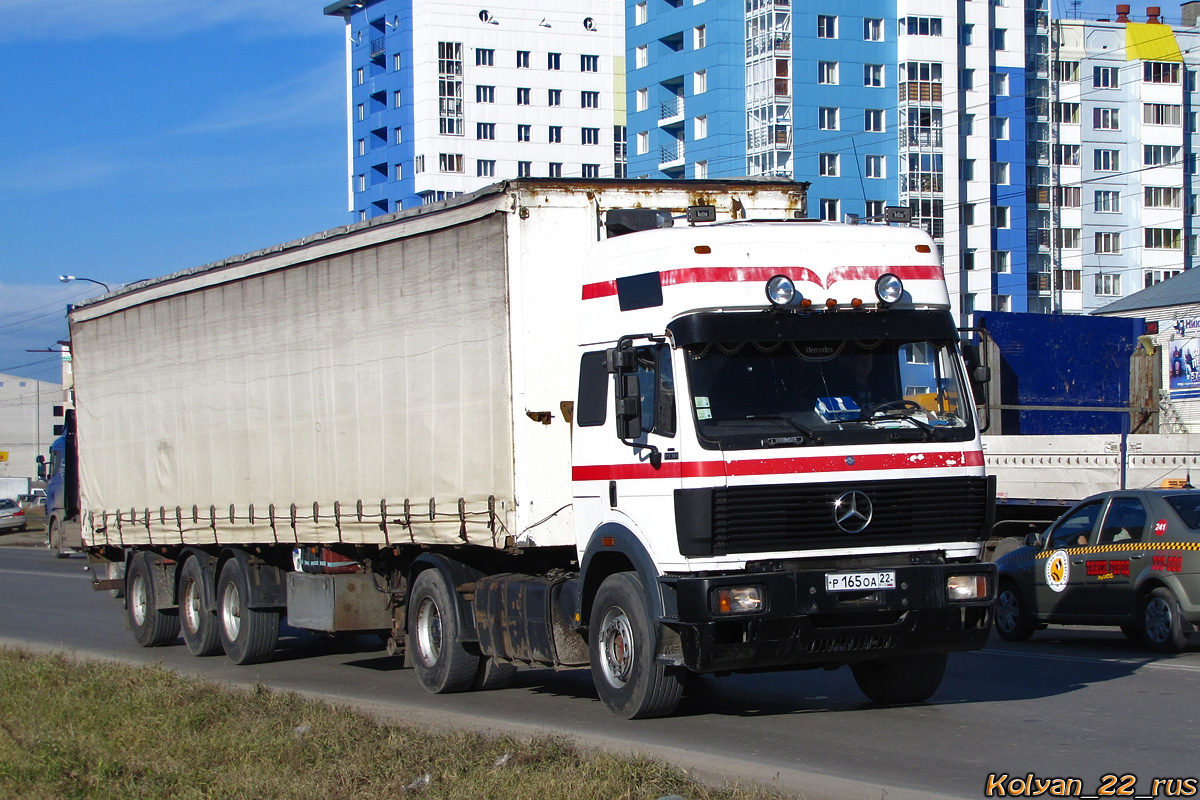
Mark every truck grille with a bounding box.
[675,476,990,557]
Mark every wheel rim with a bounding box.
[131,573,148,627]
[1145,597,1172,644]
[414,597,443,668]
[183,577,202,635]
[995,590,1019,633]
[222,581,242,641]
[598,606,635,687]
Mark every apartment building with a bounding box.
[325,0,625,217]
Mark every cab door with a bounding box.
[1035,498,1105,619]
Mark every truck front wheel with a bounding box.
[126,553,179,647]
[216,559,280,665]
[588,572,684,719]
[180,557,222,657]
[851,652,947,705]
[47,519,70,559]
[408,568,480,693]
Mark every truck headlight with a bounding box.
[874,273,904,305]
[947,575,989,601]
[765,275,796,306]
[711,585,765,615]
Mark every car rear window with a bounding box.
[1165,494,1200,529]
[0,499,16,510]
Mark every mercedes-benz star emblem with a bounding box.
[833,491,873,533]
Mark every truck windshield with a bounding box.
[684,338,974,449]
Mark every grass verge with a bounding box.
[0,648,789,800]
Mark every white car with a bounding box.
[0,498,27,532]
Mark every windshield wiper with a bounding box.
[856,404,942,440]
[736,415,822,446]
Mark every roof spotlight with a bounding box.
[874,273,904,305]
[766,275,797,306]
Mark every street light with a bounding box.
[59,275,110,292]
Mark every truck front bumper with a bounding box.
[665,562,996,673]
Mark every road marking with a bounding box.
[973,646,1200,672]
[0,567,89,580]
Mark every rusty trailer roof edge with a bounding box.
[70,178,809,313]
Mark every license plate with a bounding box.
[825,571,896,592]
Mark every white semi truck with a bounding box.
[68,180,995,718]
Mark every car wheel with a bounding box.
[588,572,684,719]
[851,652,947,705]
[179,557,222,657]
[994,584,1036,642]
[126,553,180,647]
[1142,587,1189,653]
[217,559,280,665]
[407,568,480,694]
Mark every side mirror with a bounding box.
[973,365,991,384]
[614,374,642,440]
[1025,532,1042,548]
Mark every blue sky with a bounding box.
[0,1,347,383]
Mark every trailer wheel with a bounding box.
[126,553,179,647]
[1142,587,1189,653]
[473,656,518,691]
[851,652,947,705]
[994,584,1036,642]
[588,572,684,719]
[408,569,479,693]
[217,559,280,665]
[180,557,222,657]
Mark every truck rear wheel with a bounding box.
[180,557,222,657]
[588,572,684,719]
[408,568,480,693]
[217,559,280,665]
[851,652,947,705]
[127,553,179,647]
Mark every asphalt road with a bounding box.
[1,544,1198,800]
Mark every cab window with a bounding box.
[1097,497,1148,544]
[634,344,675,437]
[1048,500,1103,549]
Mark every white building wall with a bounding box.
[0,374,62,484]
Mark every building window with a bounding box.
[960,204,975,225]
[1144,144,1181,166]
[990,72,1009,95]
[548,89,562,106]
[1052,102,1080,124]
[476,85,495,103]
[394,127,403,144]
[991,162,1009,184]
[357,103,365,121]
[864,18,883,41]
[992,295,1011,312]
[865,155,885,178]
[991,28,1006,50]
[635,2,647,25]
[518,161,532,177]
[1055,60,1080,81]
[394,90,403,108]
[961,23,974,45]
[573,127,596,145]
[1094,66,1118,88]
[1054,229,1082,249]
[394,163,402,181]
[819,198,840,221]
[864,109,884,132]
[817,15,837,39]
[694,25,706,49]
[517,50,531,69]
[1094,190,1120,212]
[394,53,403,71]
[582,163,600,178]
[1055,186,1081,207]
[547,52,561,70]
[439,153,463,172]
[864,64,884,87]
[1095,232,1121,254]
[961,114,974,135]
[356,67,364,85]
[818,61,838,85]
[357,138,366,156]
[581,55,599,72]
[1094,149,1120,172]
[581,91,600,108]
[990,117,1009,140]
[636,88,648,111]
[905,17,943,35]
[991,251,1010,273]
[1146,268,1183,288]
[1145,186,1182,208]
[960,159,975,180]
[819,153,839,176]
[356,173,365,192]
[1144,103,1182,126]
[1053,144,1080,165]
[1093,107,1120,130]
[548,162,563,178]
[1145,228,1183,249]
[635,45,647,69]
[438,42,464,136]
[477,159,496,177]
[517,124,531,142]
[818,107,839,130]
[694,115,708,139]
[636,131,649,155]
[992,206,1009,228]
[517,87,531,105]
[1055,271,1082,292]
[548,126,562,143]
[414,155,424,173]
[1096,274,1121,296]
[1145,61,1181,84]
[475,48,494,66]
[694,69,707,94]
[476,122,495,140]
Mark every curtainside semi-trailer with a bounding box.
[66,179,995,718]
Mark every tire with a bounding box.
[473,656,518,691]
[588,572,684,719]
[217,559,280,665]
[851,651,947,705]
[407,569,480,694]
[47,519,70,559]
[994,584,1036,642]
[179,557,222,657]
[1142,587,1189,653]
[126,553,180,647]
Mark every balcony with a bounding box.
[658,97,684,128]
[898,82,942,103]
[659,142,685,169]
